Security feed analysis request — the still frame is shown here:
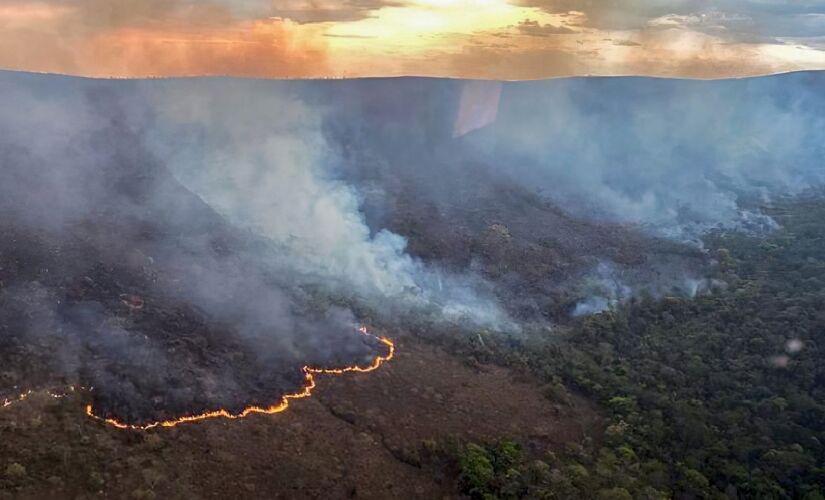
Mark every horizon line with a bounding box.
[0,67,821,84]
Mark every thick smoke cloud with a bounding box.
[0,71,517,421]
[297,75,825,245]
[300,74,825,316]
[456,74,825,312]
[138,78,512,330]
[472,73,825,241]
[3,68,825,418]
[0,73,381,421]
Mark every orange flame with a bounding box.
[2,386,81,409]
[2,390,33,408]
[83,326,395,430]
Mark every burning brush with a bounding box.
[2,328,394,431]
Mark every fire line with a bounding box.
[2,327,395,430]
[2,386,82,409]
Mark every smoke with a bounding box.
[310,74,824,317]
[471,73,825,240]
[0,74,347,421]
[301,74,825,252]
[4,67,825,418]
[452,74,825,316]
[569,260,722,317]
[0,71,516,422]
[138,78,513,330]
[571,262,633,316]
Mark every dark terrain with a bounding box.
[0,337,600,499]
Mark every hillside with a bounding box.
[1,70,824,498]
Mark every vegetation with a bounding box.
[429,194,825,498]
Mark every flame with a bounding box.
[2,390,32,408]
[2,329,394,430]
[82,326,395,430]
[2,386,80,409]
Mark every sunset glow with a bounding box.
[1,1,824,79]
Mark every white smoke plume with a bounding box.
[463,74,825,240]
[138,79,514,331]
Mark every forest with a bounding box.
[426,192,825,499]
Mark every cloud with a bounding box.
[647,12,752,30]
[270,0,407,24]
[83,19,330,78]
[14,0,231,32]
[516,18,575,36]
[1,0,825,79]
[612,39,641,46]
[0,1,330,77]
[517,1,825,43]
[514,0,700,30]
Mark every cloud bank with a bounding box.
[1,0,825,79]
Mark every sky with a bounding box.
[2,0,825,79]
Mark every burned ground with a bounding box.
[0,338,599,499]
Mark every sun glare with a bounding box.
[325,0,541,52]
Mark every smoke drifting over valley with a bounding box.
[0,72,511,424]
[0,89,362,423]
[310,73,825,314]
[476,75,825,241]
[140,79,512,330]
[1,69,824,424]
[316,74,825,242]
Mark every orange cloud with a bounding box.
[78,20,329,78]
[0,2,71,24]
[0,2,329,78]
[0,0,824,79]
